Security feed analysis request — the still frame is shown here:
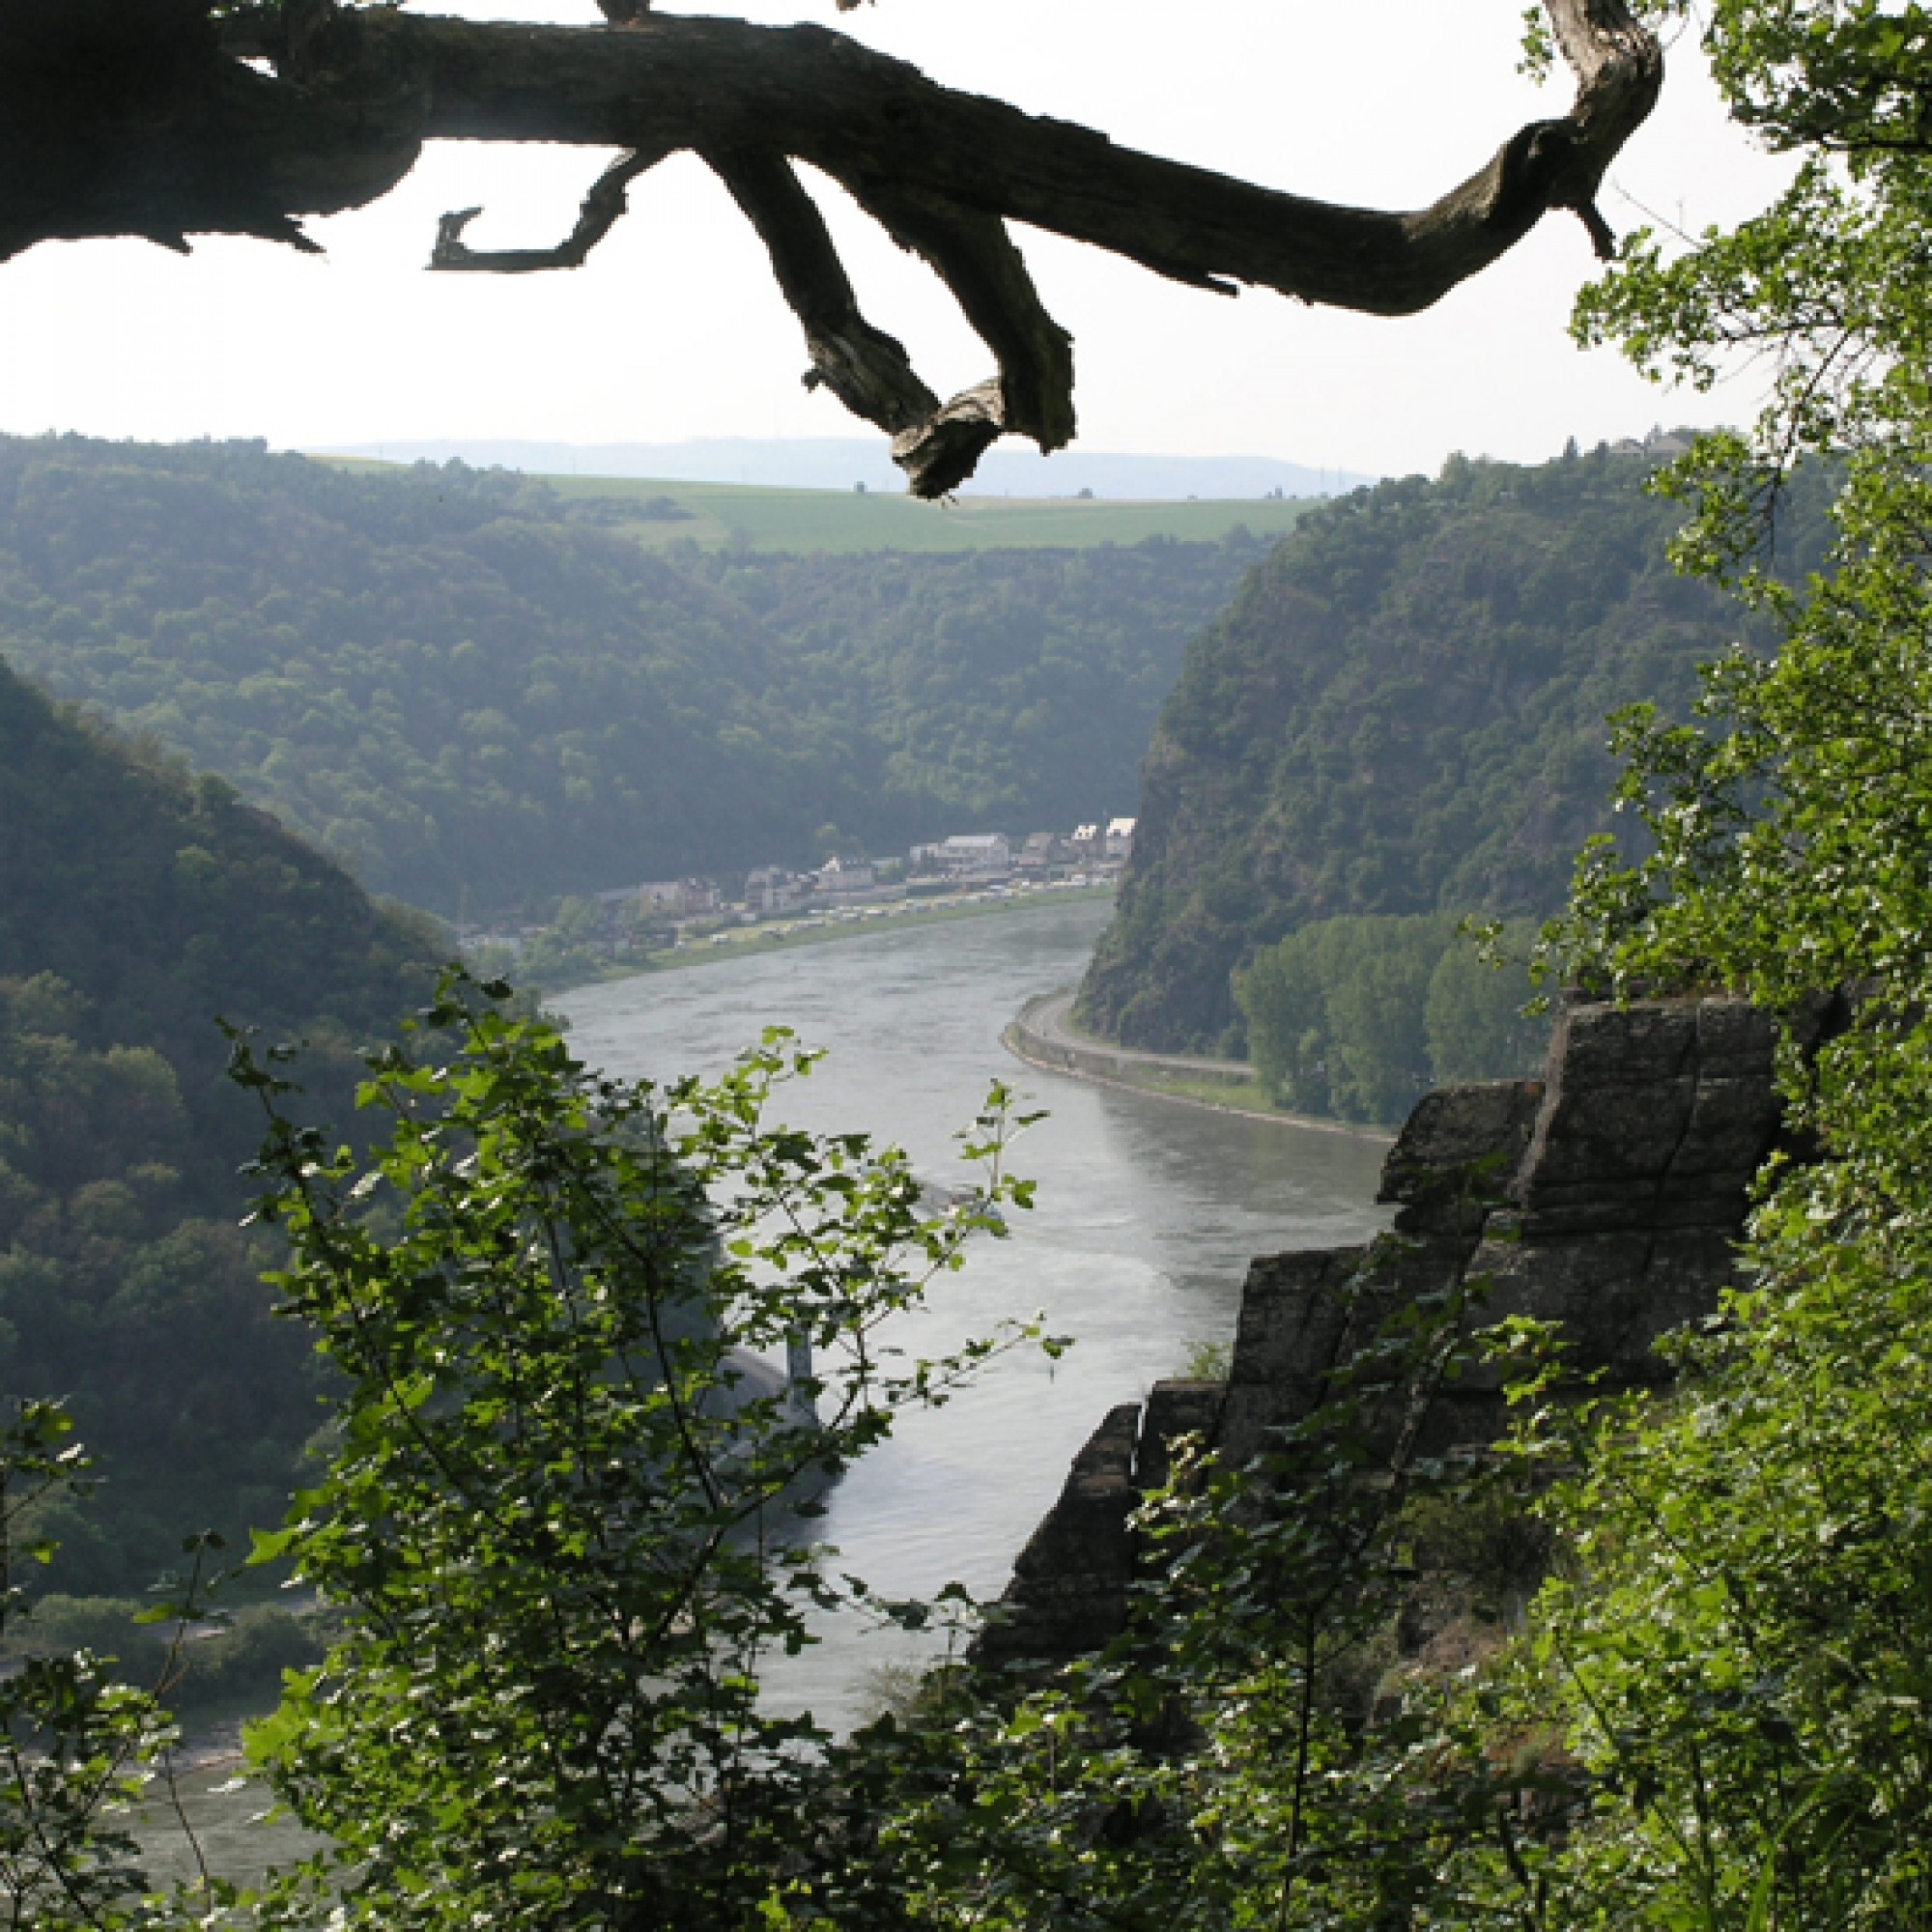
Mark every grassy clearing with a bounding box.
[320,458,1315,554]
[553,475,1313,554]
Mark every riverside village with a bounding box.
[463,817,1137,975]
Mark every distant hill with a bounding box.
[1076,444,1833,1056]
[314,437,1376,502]
[0,436,1264,915]
[0,655,443,1587]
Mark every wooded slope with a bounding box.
[0,656,442,1586]
[1077,444,1827,1055]
[0,438,1260,912]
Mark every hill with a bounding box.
[0,655,443,1587]
[1076,443,1832,1055]
[315,437,1373,507]
[0,437,1264,914]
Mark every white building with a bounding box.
[1105,817,1137,861]
[1015,832,1060,873]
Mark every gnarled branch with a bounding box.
[432,144,673,272]
[0,0,1664,496]
[705,145,939,440]
[845,177,1077,496]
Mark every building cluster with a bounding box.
[467,817,1136,959]
[913,818,1136,882]
[742,816,1136,918]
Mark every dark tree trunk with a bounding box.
[0,0,1663,493]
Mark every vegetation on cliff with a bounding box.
[1236,914,1545,1124]
[1077,441,1832,1056]
[0,437,1259,914]
[0,655,441,1587]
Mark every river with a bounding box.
[556,896,1392,1729]
[139,897,1392,1878]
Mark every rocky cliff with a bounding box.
[978,991,1787,1666]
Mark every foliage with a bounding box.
[1498,1240,1932,1927]
[0,973,314,1593]
[0,1401,187,1931]
[0,662,442,1588]
[228,970,1051,1931]
[1516,455,1932,1927]
[0,437,1261,915]
[837,1266,1563,1932]
[509,893,626,992]
[1577,4,1932,490]
[0,653,440,1150]
[11,1597,325,1719]
[1496,4,1932,1920]
[1076,440,1830,1055]
[1236,915,1546,1123]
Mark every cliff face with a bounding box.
[978,992,1786,1666]
[1074,450,1821,1057]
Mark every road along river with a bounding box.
[558,895,1392,1729]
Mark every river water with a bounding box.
[557,897,1392,1729]
[140,898,1392,1877]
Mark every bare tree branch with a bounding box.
[0,0,1664,495]
[431,144,674,273]
[846,177,1077,492]
[706,145,941,439]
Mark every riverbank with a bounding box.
[540,882,1119,992]
[1004,990,1393,1143]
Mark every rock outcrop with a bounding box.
[976,992,1784,1668]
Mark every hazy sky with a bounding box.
[0,2,1788,477]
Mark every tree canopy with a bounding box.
[1075,440,1830,1057]
[0,653,442,1587]
[0,436,1258,914]
[0,0,1662,495]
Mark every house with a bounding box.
[1015,832,1060,874]
[936,833,1012,879]
[815,855,877,902]
[1069,823,1103,861]
[746,866,807,914]
[1105,817,1137,861]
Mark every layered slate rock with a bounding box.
[974,1405,1142,1667]
[976,994,1784,1668]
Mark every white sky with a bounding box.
[0,2,1788,477]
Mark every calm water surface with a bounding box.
[557,900,1391,1727]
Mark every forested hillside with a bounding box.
[0,437,1260,913]
[0,656,442,1587]
[1078,443,1831,1054]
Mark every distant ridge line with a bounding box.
[305,437,1377,503]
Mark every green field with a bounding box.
[319,459,1316,554]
